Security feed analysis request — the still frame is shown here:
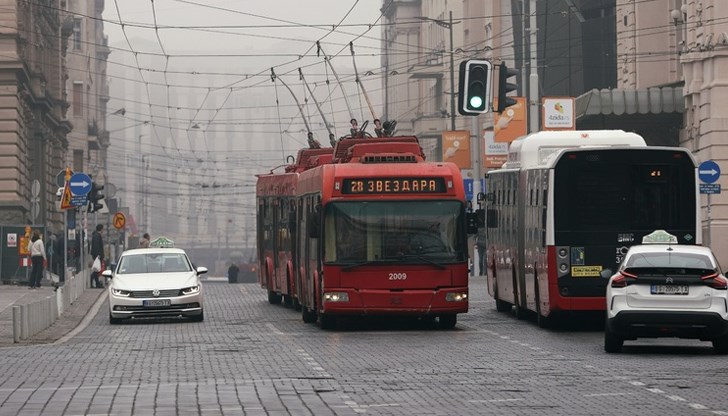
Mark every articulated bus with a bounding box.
[294,136,471,329]
[485,130,700,326]
[256,148,333,306]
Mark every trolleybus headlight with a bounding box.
[323,292,349,302]
[111,288,130,297]
[446,292,468,302]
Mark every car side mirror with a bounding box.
[196,266,208,275]
[101,270,113,278]
[600,269,613,279]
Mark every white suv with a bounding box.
[604,230,728,353]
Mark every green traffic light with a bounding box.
[469,96,483,109]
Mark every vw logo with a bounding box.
[152,289,160,297]
[665,277,673,284]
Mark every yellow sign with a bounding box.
[19,236,30,256]
[571,265,603,277]
[60,184,73,210]
[113,212,126,230]
[441,130,471,169]
[494,97,527,143]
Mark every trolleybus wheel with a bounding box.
[438,314,457,329]
[495,299,512,312]
[283,294,293,308]
[302,306,317,323]
[268,290,282,304]
[318,313,336,330]
[514,303,528,320]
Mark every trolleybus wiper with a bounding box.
[341,258,397,271]
[395,254,447,270]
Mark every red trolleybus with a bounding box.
[295,136,471,329]
[485,130,700,326]
[256,148,333,306]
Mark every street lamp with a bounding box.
[416,12,461,131]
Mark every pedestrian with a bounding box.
[139,232,150,248]
[90,224,105,288]
[227,262,239,284]
[475,233,486,276]
[28,230,46,289]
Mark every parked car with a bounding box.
[104,247,207,324]
[604,230,728,353]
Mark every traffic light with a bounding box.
[88,181,104,213]
[496,62,519,113]
[458,59,493,115]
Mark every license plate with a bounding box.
[143,299,171,307]
[651,284,689,295]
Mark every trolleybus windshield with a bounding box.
[323,201,466,265]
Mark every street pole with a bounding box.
[529,0,539,134]
[471,116,481,209]
[449,10,456,131]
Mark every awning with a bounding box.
[575,86,684,117]
[574,85,685,146]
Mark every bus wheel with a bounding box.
[292,298,302,312]
[438,314,457,329]
[302,306,317,324]
[495,299,512,312]
[268,291,282,305]
[283,294,293,308]
[318,313,336,330]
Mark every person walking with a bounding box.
[90,224,105,288]
[28,231,46,289]
[227,262,239,284]
[139,233,150,248]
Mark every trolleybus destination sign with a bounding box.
[342,177,447,194]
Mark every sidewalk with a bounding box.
[0,279,105,347]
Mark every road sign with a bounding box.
[464,179,485,201]
[60,184,73,210]
[113,212,126,230]
[700,183,721,194]
[69,172,92,195]
[56,169,73,187]
[698,160,721,184]
[70,195,88,207]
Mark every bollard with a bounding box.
[12,306,20,343]
[20,304,28,340]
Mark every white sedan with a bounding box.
[605,231,728,353]
[104,247,207,324]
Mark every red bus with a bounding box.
[256,148,333,307]
[485,130,700,327]
[294,136,472,329]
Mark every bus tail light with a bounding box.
[323,292,349,302]
[446,292,468,302]
[701,273,728,290]
[611,271,637,288]
[556,246,570,277]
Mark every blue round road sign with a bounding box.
[699,160,721,184]
[69,172,92,195]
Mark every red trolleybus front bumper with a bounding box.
[321,287,469,315]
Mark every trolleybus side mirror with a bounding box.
[486,209,499,228]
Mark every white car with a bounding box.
[104,247,207,324]
[605,230,728,353]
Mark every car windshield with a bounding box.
[624,251,717,273]
[117,253,192,274]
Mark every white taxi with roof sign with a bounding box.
[604,230,728,353]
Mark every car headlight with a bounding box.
[182,285,200,295]
[323,292,349,302]
[446,292,468,302]
[111,288,130,297]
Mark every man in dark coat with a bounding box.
[90,224,105,288]
[227,263,239,284]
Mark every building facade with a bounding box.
[0,0,73,228]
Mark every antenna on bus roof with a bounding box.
[270,67,314,146]
[299,68,335,147]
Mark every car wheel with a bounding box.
[712,335,728,354]
[190,310,204,322]
[109,314,123,325]
[438,314,457,329]
[604,322,623,353]
[495,299,512,312]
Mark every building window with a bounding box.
[73,18,82,50]
[73,82,83,116]
[73,150,84,173]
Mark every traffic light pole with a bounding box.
[471,115,481,209]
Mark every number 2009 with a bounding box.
[389,273,407,280]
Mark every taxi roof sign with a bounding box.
[642,230,678,245]
[149,236,175,248]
